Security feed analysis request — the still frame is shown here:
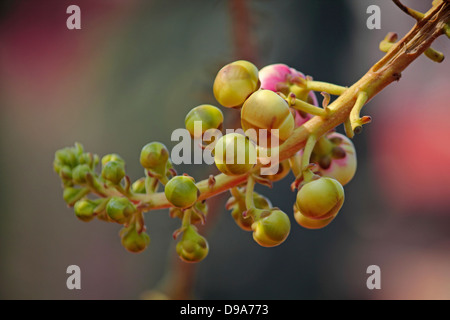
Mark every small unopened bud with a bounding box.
[79,152,99,169]
[140,142,169,177]
[101,153,125,167]
[296,177,344,220]
[316,132,357,186]
[72,164,92,184]
[131,178,146,194]
[101,160,125,185]
[258,63,318,105]
[185,104,224,139]
[251,209,291,247]
[106,197,136,224]
[213,60,259,108]
[120,225,150,253]
[63,187,89,206]
[214,133,257,176]
[59,165,73,181]
[176,225,209,263]
[54,147,78,169]
[165,176,199,209]
[74,199,98,222]
[241,90,294,146]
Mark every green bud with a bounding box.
[72,164,92,184]
[185,104,224,139]
[101,160,125,184]
[251,209,291,247]
[54,147,78,169]
[120,225,150,253]
[214,133,257,176]
[73,199,98,222]
[63,187,90,206]
[296,177,344,220]
[59,165,73,181]
[101,154,125,167]
[176,225,209,263]
[106,197,136,224]
[165,176,199,209]
[131,178,146,194]
[140,142,169,177]
[79,152,99,169]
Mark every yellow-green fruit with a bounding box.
[213,60,259,108]
[73,199,97,222]
[165,176,199,209]
[120,225,150,253]
[214,133,257,176]
[241,90,294,147]
[252,209,291,247]
[106,197,136,224]
[293,205,335,229]
[176,226,209,263]
[296,177,344,220]
[185,104,224,138]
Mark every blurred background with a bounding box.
[0,0,449,300]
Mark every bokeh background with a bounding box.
[1,0,449,300]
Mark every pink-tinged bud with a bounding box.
[258,63,318,108]
[299,132,357,186]
[316,132,357,186]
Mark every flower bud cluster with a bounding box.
[54,59,362,264]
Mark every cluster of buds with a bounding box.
[54,143,153,253]
[212,61,356,237]
[54,59,359,262]
[52,0,450,271]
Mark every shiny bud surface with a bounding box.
[214,133,257,176]
[296,177,344,220]
[213,60,259,108]
[165,176,199,209]
[252,209,291,247]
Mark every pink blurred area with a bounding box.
[0,0,139,107]
[370,78,450,214]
